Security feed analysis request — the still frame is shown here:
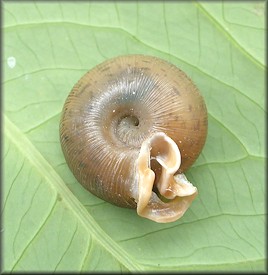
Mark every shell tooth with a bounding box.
[136,132,197,223]
[59,55,208,222]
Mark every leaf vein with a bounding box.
[11,199,57,271]
[1,159,25,216]
[12,178,42,259]
[4,21,264,110]
[118,213,264,243]
[80,235,92,271]
[228,220,262,257]
[195,2,264,69]
[4,115,143,272]
[55,222,79,270]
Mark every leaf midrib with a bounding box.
[4,114,143,272]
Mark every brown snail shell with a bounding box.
[59,55,208,223]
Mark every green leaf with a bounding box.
[3,1,266,272]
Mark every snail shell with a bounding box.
[60,55,208,223]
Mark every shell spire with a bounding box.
[60,55,207,223]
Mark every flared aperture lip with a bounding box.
[136,132,197,223]
[60,55,207,220]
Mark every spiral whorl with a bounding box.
[60,55,207,222]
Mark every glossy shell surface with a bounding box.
[60,55,208,212]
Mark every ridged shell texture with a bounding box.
[60,55,207,208]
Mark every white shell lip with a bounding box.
[135,132,197,223]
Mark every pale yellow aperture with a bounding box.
[136,132,197,223]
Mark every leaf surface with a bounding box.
[3,1,266,272]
